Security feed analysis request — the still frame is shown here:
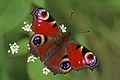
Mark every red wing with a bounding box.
[32,7,62,37]
[29,33,56,61]
[44,46,72,74]
[29,33,72,74]
[67,41,98,70]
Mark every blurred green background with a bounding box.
[0,0,120,80]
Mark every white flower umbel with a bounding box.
[27,55,37,62]
[22,21,32,32]
[59,24,67,33]
[43,67,51,75]
[8,42,19,54]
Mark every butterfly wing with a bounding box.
[29,33,57,61]
[44,45,72,74]
[67,41,98,71]
[44,41,98,74]
[30,7,63,61]
[32,7,61,37]
[30,34,97,74]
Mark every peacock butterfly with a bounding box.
[29,7,98,74]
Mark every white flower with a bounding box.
[22,21,32,32]
[27,55,37,62]
[42,67,51,75]
[59,24,67,33]
[27,44,30,50]
[8,42,19,54]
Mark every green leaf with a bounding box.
[30,0,45,7]
[18,38,29,56]
[0,0,31,34]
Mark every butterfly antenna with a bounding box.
[69,10,92,34]
[71,29,91,35]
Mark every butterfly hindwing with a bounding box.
[44,45,72,74]
[44,41,98,74]
[67,41,98,71]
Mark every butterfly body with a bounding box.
[30,7,98,74]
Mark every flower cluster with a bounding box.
[42,67,51,75]
[59,24,67,33]
[27,55,37,62]
[22,22,32,32]
[8,42,19,54]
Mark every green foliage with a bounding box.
[0,0,120,80]
[0,0,31,34]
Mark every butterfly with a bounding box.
[29,7,98,74]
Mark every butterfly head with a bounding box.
[34,8,49,20]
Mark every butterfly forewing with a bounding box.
[32,7,62,37]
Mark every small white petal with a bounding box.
[27,60,30,62]
[42,67,50,75]
[59,24,67,33]
[43,71,48,75]
[27,44,30,46]
[9,43,12,46]
[28,47,30,50]
[22,22,32,32]
[27,55,37,63]
[64,27,67,29]
[15,51,18,53]
[8,50,11,53]
[12,51,14,54]
[24,22,27,24]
